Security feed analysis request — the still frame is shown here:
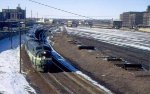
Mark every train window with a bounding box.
[36,47,42,50]
[43,46,52,51]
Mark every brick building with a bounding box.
[120,12,143,28]
[120,5,150,28]
[1,5,26,22]
[143,13,150,27]
[143,6,150,27]
[0,5,26,29]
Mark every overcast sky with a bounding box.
[0,0,149,19]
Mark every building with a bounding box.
[1,5,26,22]
[120,5,150,28]
[0,5,26,29]
[147,5,150,12]
[36,18,53,24]
[112,20,122,29]
[143,13,150,27]
[0,12,2,21]
[120,12,143,28]
[143,6,150,27]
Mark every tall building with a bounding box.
[120,12,143,28]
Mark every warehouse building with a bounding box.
[112,20,122,29]
[143,6,150,27]
[143,13,150,27]
[120,12,143,28]
[120,5,150,28]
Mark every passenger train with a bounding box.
[25,26,72,72]
[25,37,52,72]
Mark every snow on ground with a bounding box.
[0,35,36,94]
[67,27,150,51]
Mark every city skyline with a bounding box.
[0,0,149,19]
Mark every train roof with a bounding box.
[27,39,52,52]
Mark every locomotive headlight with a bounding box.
[43,51,46,54]
[42,56,46,59]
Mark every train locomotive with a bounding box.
[25,27,52,72]
[25,26,72,72]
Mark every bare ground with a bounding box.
[21,46,106,94]
[51,31,150,94]
[21,46,57,94]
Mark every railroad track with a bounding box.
[22,48,106,94]
[38,59,106,94]
[22,39,107,94]
[71,35,150,70]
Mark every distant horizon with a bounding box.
[26,16,115,20]
[0,0,149,19]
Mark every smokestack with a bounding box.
[31,10,32,18]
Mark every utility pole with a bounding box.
[31,10,32,18]
[8,6,13,49]
[25,7,27,34]
[36,12,38,22]
[19,22,22,73]
[10,27,13,49]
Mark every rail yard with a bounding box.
[21,46,108,94]
[0,1,150,94]
[49,27,150,94]
[20,26,111,94]
[1,25,150,94]
[0,24,150,94]
[19,25,150,94]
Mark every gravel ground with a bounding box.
[21,46,106,94]
[21,46,57,94]
[51,31,150,94]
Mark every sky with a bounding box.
[0,0,149,19]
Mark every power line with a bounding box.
[28,0,93,19]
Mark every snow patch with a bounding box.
[0,35,36,94]
[76,71,113,94]
[67,27,150,51]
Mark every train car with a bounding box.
[34,28,47,41]
[25,38,52,72]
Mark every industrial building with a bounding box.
[143,13,150,27]
[0,5,26,29]
[0,12,3,21]
[120,12,143,28]
[112,20,122,29]
[1,5,26,21]
[120,5,150,28]
[143,6,150,27]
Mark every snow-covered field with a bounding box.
[67,27,150,51]
[0,35,36,94]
